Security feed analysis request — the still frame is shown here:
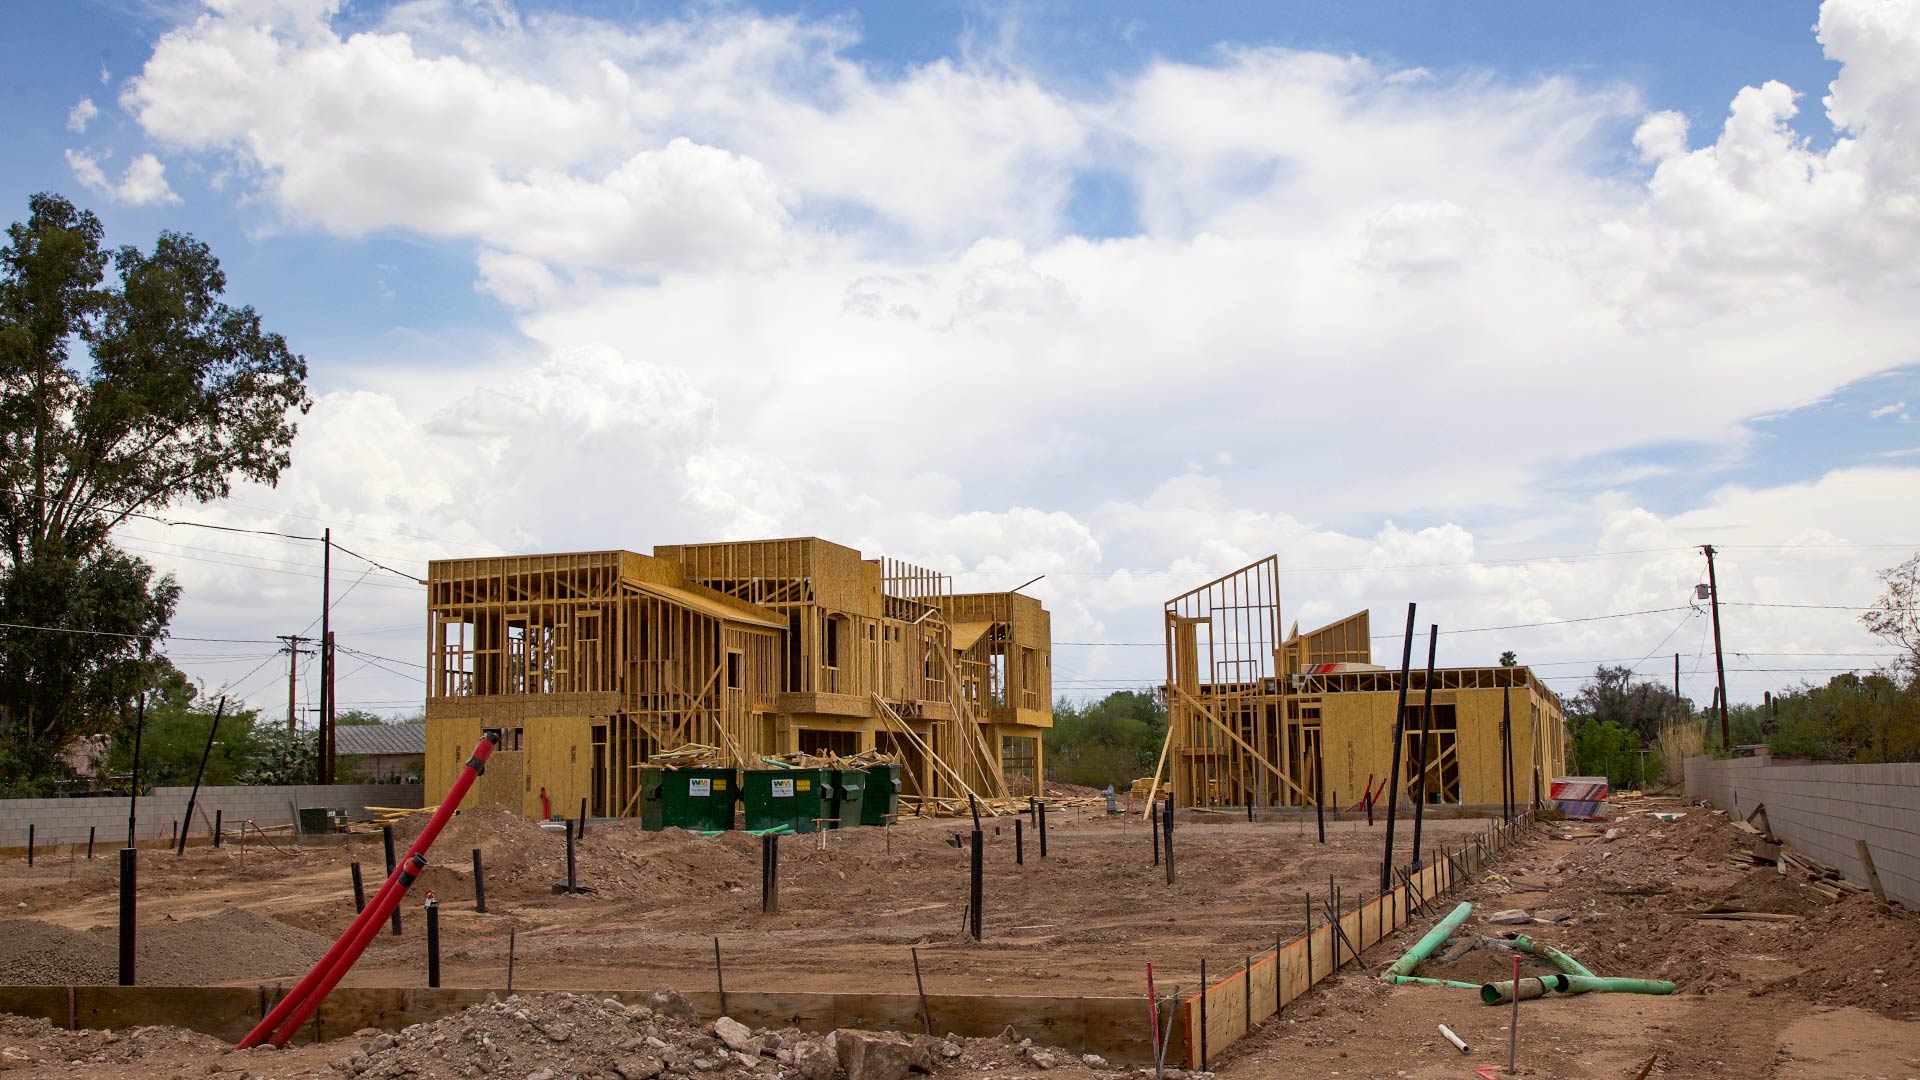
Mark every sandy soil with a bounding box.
[0,804,1494,998]
[1212,801,1920,1080]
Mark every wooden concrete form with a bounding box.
[1177,811,1534,1069]
[0,985,1177,1065]
[426,540,1052,819]
[1158,558,1566,811]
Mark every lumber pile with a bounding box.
[363,805,434,830]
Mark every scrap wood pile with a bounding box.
[649,744,729,769]
[764,749,902,771]
[1713,799,1885,905]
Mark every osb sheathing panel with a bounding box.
[427,714,592,818]
[1314,683,1566,808]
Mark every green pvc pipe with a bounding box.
[1381,902,1474,980]
[1559,975,1675,997]
[1509,935,1595,978]
[745,824,794,836]
[761,757,794,769]
[1384,975,1483,990]
[1479,974,1568,1005]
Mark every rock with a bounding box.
[525,1071,556,1080]
[1082,1054,1109,1068]
[792,1039,840,1080]
[936,1040,962,1061]
[647,989,698,1024]
[834,1030,919,1080]
[714,1018,756,1052]
[734,1052,759,1069]
[1026,1047,1059,1069]
[904,1036,936,1074]
[1487,909,1532,925]
[616,1058,665,1080]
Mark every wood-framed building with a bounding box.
[1155,557,1566,811]
[423,539,1051,819]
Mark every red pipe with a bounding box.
[236,732,498,1048]
[270,852,427,1045]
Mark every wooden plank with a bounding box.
[1855,838,1889,903]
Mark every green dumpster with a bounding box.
[830,769,867,829]
[859,763,901,826]
[741,768,834,833]
[639,767,738,831]
[296,807,346,834]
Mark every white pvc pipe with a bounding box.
[1439,1024,1470,1053]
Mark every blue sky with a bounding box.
[5,0,1917,718]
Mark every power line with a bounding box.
[0,620,278,644]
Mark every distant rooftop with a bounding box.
[335,723,425,757]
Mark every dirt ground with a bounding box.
[5,800,1920,1078]
[0,803,1491,998]
[1213,801,1920,1080]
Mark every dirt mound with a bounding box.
[0,908,332,986]
[332,989,1126,1080]
[0,1013,228,1073]
[0,918,113,984]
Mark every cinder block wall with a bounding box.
[1685,755,1920,908]
[0,784,424,849]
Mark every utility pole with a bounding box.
[277,635,309,732]
[1673,653,1681,713]
[319,527,334,785]
[1701,545,1731,749]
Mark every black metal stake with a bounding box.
[126,695,146,849]
[25,824,33,867]
[1411,625,1438,871]
[384,824,403,934]
[1163,793,1176,885]
[1244,956,1251,1029]
[1151,804,1160,866]
[1380,604,1416,892]
[713,937,726,1014]
[425,899,440,988]
[565,817,579,895]
[350,861,366,913]
[507,928,516,995]
[1313,732,1325,844]
[911,947,932,1035]
[213,810,222,848]
[117,847,136,986]
[578,798,588,837]
[177,697,226,856]
[87,826,95,860]
[968,827,984,941]
[1038,802,1048,857]
[472,848,488,914]
[1014,819,1024,866]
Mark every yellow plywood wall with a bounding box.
[427,714,593,818]
[1315,685,1563,807]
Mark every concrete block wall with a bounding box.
[1685,755,1920,908]
[0,784,424,850]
